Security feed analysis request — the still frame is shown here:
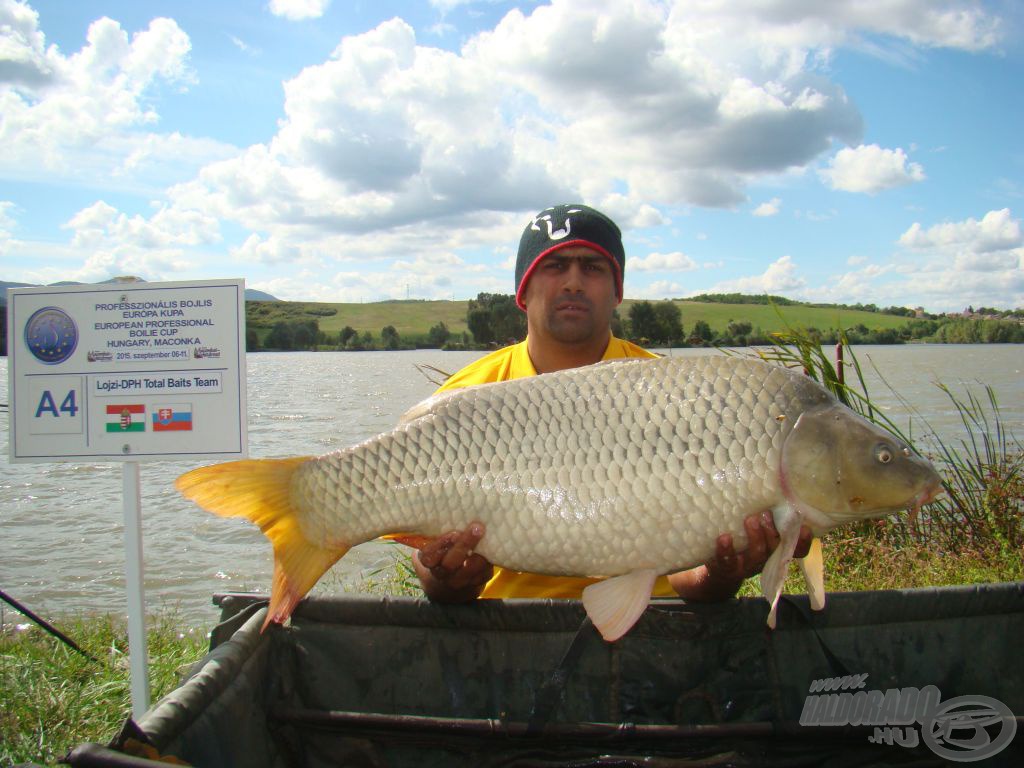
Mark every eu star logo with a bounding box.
[24,307,79,364]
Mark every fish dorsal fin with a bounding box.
[799,537,825,611]
[760,504,804,629]
[581,569,658,642]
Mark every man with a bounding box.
[413,203,811,603]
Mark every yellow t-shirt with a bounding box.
[435,336,677,599]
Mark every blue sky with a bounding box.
[2,0,1022,312]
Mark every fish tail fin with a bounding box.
[175,458,348,630]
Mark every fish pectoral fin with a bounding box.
[799,537,826,611]
[581,569,658,643]
[760,506,804,629]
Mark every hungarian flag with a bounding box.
[106,404,146,432]
[152,404,193,432]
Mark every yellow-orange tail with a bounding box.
[175,458,349,630]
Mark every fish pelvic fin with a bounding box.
[175,458,347,631]
[760,504,804,629]
[380,533,434,550]
[799,537,825,612]
[581,569,658,642]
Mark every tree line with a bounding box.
[244,294,1024,352]
[451,294,1024,349]
[247,317,467,352]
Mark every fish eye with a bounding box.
[901,447,911,457]
[875,444,893,464]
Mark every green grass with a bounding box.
[0,554,423,767]
[248,299,471,338]
[621,299,913,335]
[1,613,207,767]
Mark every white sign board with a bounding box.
[8,279,247,462]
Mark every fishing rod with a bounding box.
[0,588,99,663]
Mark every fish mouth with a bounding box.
[916,478,945,508]
[906,478,945,523]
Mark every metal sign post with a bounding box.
[122,461,150,718]
[7,278,248,721]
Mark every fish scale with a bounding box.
[177,352,942,641]
[291,355,822,576]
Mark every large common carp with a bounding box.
[177,355,942,642]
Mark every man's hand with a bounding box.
[412,522,494,603]
[668,511,813,602]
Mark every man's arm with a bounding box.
[668,511,813,601]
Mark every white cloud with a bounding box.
[726,0,1001,55]
[709,255,808,295]
[629,251,699,272]
[229,35,260,56]
[638,280,686,298]
[470,1,867,208]
[802,209,1024,312]
[428,0,475,12]
[899,208,1021,253]
[268,0,331,21]
[797,208,838,221]
[820,144,926,193]
[0,200,16,253]
[255,265,505,303]
[427,22,457,38]
[0,4,238,190]
[0,0,52,87]
[392,253,486,274]
[47,199,222,282]
[898,208,1023,272]
[0,199,15,226]
[753,197,782,217]
[173,1,876,251]
[811,262,898,305]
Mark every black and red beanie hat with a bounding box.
[514,203,625,310]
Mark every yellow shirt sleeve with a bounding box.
[431,336,672,599]
[433,340,536,393]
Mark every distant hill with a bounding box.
[0,279,278,305]
[245,288,279,302]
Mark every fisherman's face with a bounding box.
[522,245,620,346]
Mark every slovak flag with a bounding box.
[152,403,193,431]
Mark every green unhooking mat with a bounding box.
[67,582,1023,767]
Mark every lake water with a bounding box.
[1,345,1021,628]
